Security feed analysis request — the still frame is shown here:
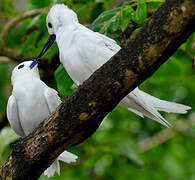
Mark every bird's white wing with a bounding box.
[44,87,62,113]
[6,95,25,137]
[75,28,121,72]
[94,32,121,53]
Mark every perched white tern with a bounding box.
[31,4,191,127]
[7,61,78,178]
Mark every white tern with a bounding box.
[31,4,191,127]
[7,61,78,178]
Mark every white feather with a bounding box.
[44,87,62,113]
[137,89,191,113]
[7,95,25,137]
[44,151,78,178]
[44,159,60,178]
[45,4,191,127]
[7,61,78,178]
[58,150,78,163]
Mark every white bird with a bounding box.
[7,61,78,178]
[33,4,191,127]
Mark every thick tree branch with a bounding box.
[0,0,194,179]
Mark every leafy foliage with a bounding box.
[55,65,74,98]
[0,0,194,180]
[90,4,136,43]
[0,127,18,165]
[132,0,147,24]
[90,0,149,44]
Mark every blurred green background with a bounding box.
[0,0,194,179]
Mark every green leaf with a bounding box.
[111,15,120,31]
[54,64,74,98]
[132,0,147,25]
[121,6,135,32]
[90,4,138,41]
[90,6,134,40]
[0,127,18,157]
[90,7,121,32]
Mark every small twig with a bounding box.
[0,9,45,59]
[0,9,43,45]
[0,56,17,64]
[138,117,195,153]
[138,127,178,153]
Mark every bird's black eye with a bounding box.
[48,22,52,28]
[18,64,24,69]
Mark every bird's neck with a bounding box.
[12,75,39,87]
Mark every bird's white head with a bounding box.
[46,4,78,35]
[34,4,78,62]
[11,61,40,85]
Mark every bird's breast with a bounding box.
[60,50,92,85]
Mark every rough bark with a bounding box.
[0,0,194,179]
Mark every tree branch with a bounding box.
[0,56,17,64]
[0,9,44,60]
[138,117,195,153]
[0,0,194,179]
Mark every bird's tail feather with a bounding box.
[44,151,78,178]
[138,90,191,114]
[58,151,78,163]
[119,88,191,127]
[44,159,60,178]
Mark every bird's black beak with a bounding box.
[29,34,56,69]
